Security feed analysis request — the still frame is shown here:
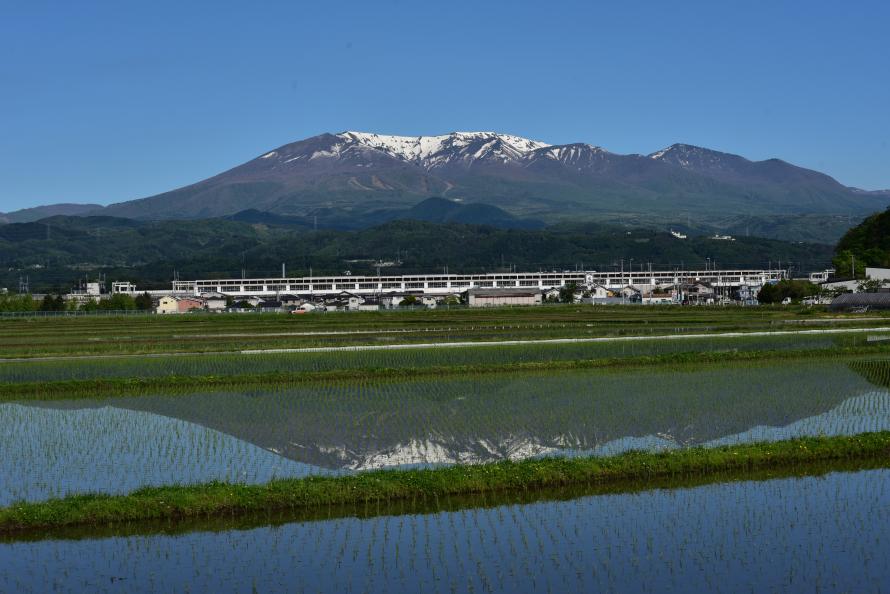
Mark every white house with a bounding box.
[587,283,610,299]
[201,292,228,312]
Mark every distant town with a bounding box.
[3,265,888,314]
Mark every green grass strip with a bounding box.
[2,432,888,534]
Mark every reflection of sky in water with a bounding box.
[1,469,888,592]
[0,405,333,506]
[706,391,890,446]
[561,390,890,458]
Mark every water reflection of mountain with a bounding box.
[0,403,332,505]
[35,361,882,471]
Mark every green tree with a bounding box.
[757,280,820,304]
[833,208,890,276]
[399,295,418,307]
[0,294,38,312]
[99,294,137,311]
[134,292,153,311]
[80,299,100,312]
[559,282,578,304]
[40,294,65,311]
[857,278,887,293]
[832,250,867,278]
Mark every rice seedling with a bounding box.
[4,466,887,591]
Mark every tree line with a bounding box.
[0,292,153,313]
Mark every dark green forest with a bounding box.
[833,207,890,276]
[0,214,835,292]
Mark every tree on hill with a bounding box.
[833,207,890,276]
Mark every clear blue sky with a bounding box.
[2,1,889,211]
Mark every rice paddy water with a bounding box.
[1,314,889,590]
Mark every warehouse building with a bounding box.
[467,288,543,308]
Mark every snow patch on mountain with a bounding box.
[648,147,670,160]
[337,131,550,168]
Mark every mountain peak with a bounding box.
[648,143,753,173]
[335,131,550,167]
[94,130,889,224]
[649,143,730,160]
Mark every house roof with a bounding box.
[468,288,542,297]
[164,296,204,303]
[830,292,890,310]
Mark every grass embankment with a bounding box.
[2,432,889,534]
[2,306,883,358]
[3,345,889,402]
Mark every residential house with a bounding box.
[679,282,715,305]
[357,297,381,311]
[156,296,205,314]
[256,300,284,312]
[587,284,610,300]
[543,287,562,302]
[618,286,642,303]
[201,292,228,312]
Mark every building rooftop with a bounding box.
[830,292,890,311]
[467,288,542,297]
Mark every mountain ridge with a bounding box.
[93,131,887,224]
[9,131,885,243]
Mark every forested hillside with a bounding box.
[834,208,890,276]
[0,215,834,292]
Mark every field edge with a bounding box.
[2,431,889,535]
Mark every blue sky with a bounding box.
[1,1,888,211]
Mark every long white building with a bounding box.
[165,269,786,298]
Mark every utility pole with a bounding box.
[851,254,855,279]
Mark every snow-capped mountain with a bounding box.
[338,131,551,167]
[251,131,551,171]
[96,130,890,222]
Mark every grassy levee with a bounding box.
[1,305,885,358]
[2,345,889,402]
[5,460,886,543]
[2,432,889,534]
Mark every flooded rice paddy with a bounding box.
[1,468,888,592]
[2,357,889,505]
[2,324,890,592]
